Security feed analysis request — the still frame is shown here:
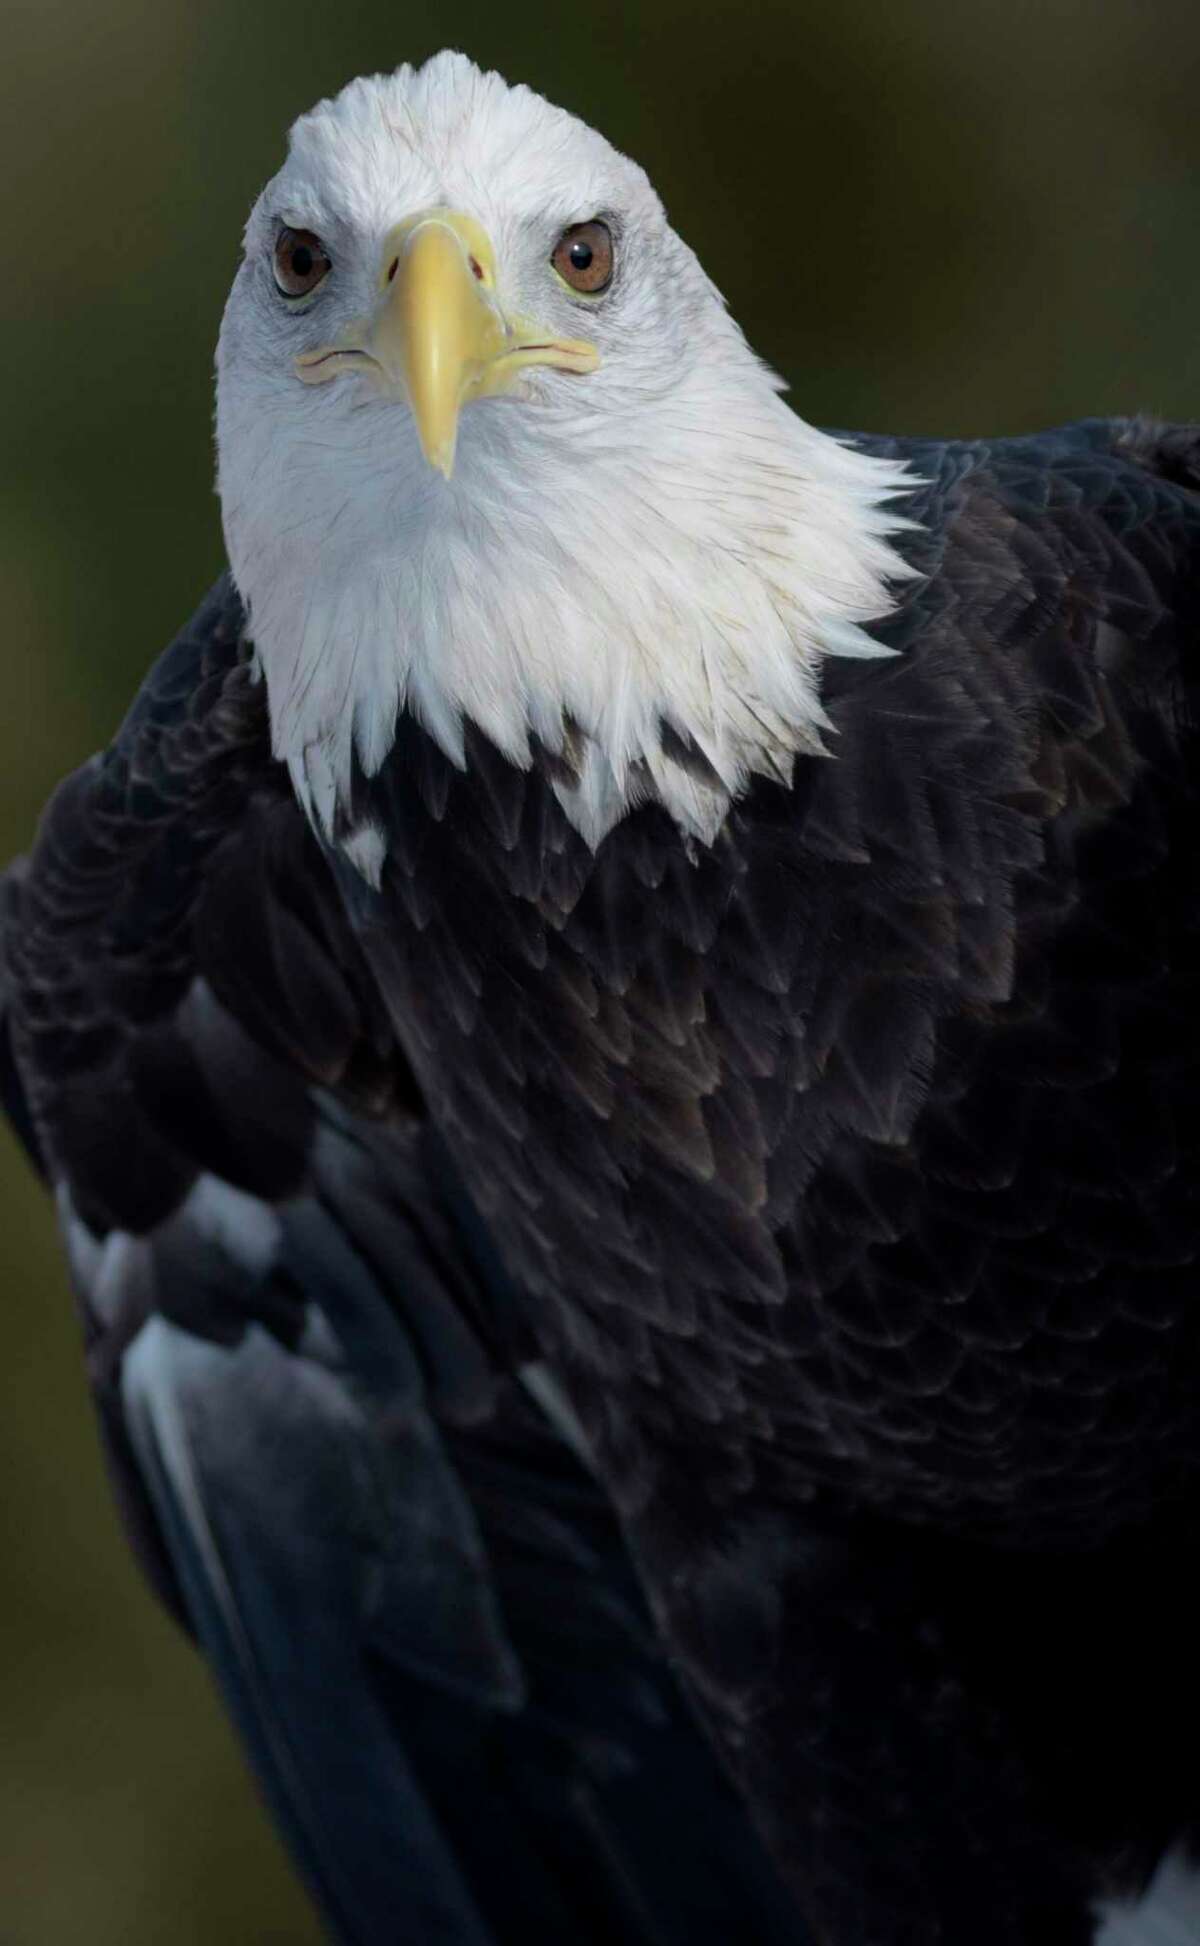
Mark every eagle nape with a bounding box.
[4,48,1200,1946]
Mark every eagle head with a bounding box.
[216,51,915,850]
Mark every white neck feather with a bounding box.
[221,348,919,855]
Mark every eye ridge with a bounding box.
[274,226,332,299]
[552,218,614,296]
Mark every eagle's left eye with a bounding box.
[274,228,332,298]
[551,220,614,295]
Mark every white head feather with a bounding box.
[216,51,919,854]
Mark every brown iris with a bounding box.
[274,227,332,297]
[551,219,614,295]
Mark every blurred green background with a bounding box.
[3,0,1200,1938]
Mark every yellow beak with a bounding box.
[376,215,506,478]
[295,209,600,480]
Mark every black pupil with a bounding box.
[291,244,314,279]
[569,240,594,270]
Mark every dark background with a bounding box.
[3,0,1199,1937]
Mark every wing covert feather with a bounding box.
[1,577,803,1946]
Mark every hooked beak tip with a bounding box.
[426,437,456,481]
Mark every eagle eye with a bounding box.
[274,227,332,298]
[551,220,614,296]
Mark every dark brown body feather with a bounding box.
[340,421,1200,1539]
[335,417,1200,1940]
[5,416,1200,1943]
[1,594,803,1946]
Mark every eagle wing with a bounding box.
[0,580,801,1946]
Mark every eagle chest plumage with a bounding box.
[338,426,1200,1552]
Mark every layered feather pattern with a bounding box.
[0,587,803,1946]
[326,417,1200,1942]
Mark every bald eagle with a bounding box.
[4,49,1200,1946]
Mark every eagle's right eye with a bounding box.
[274,228,332,298]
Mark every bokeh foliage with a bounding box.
[3,0,1200,1938]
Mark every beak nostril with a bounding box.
[386,258,399,284]
[469,256,484,282]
